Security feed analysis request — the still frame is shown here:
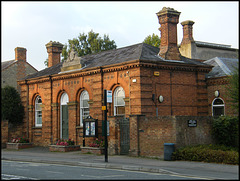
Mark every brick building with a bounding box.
[179,20,238,60]
[178,19,239,117]
[15,7,237,156]
[205,57,239,116]
[1,47,38,93]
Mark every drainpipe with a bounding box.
[49,75,53,144]
[170,72,173,116]
[25,80,29,139]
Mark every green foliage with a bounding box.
[62,30,117,61]
[226,63,239,112]
[172,144,238,165]
[1,86,24,124]
[211,116,239,148]
[44,58,49,67]
[143,33,161,47]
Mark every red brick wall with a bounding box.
[18,60,210,147]
[129,115,214,158]
[1,120,26,148]
[207,77,238,116]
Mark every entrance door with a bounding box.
[62,105,69,139]
[60,93,69,139]
[119,118,130,155]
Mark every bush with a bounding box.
[172,144,238,165]
[1,86,24,124]
[211,116,239,148]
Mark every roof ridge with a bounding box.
[215,57,231,75]
[138,43,144,60]
[81,42,144,59]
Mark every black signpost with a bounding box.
[103,89,108,162]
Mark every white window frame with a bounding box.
[80,90,90,126]
[114,86,125,116]
[35,96,42,127]
[212,98,225,116]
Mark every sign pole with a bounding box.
[103,89,108,162]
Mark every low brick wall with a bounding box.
[81,147,104,154]
[129,115,214,158]
[49,145,81,152]
[6,143,33,150]
[1,120,26,148]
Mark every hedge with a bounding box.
[172,144,238,165]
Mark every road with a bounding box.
[1,160,210,180]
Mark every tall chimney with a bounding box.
[45,41,64,67]
[156,7,181,60]
[180,20,195,45]
[15,47,27,61]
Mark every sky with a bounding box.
[1,1,239,71]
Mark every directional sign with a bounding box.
[107,90,112,103]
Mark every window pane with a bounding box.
[83,108,89,119]
[36,104,42,111]
[83,100,89,108]
[116,97,124,106]
[213,107,224,116]
[38,98,42,104]
[213,99,224,105]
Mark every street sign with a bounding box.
[188,120,197,127]
[107,90,112,103]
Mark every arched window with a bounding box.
[212,98,225,117]
[80,90,89,126]
[114,86,125,116]
[35,96,42,127]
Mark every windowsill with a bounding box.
[32,126,42,129]
[76,126,83,129]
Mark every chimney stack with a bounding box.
[15,47,27,61]
[180,20,195,45]
[46,41,64,67]
[156,7,181,60]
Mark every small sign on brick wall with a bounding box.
[188,120,197,127]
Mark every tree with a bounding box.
[62,30,117,61]
[44,30,117,67]
[226,63,239,113]
[1,86,24,124]
[143,33,161,48]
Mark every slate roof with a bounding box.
[204,57,239,78]
[1,60,17,70]
[195,41,238,51]
[23,43,210,80]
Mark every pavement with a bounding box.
[1,146,239,179]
